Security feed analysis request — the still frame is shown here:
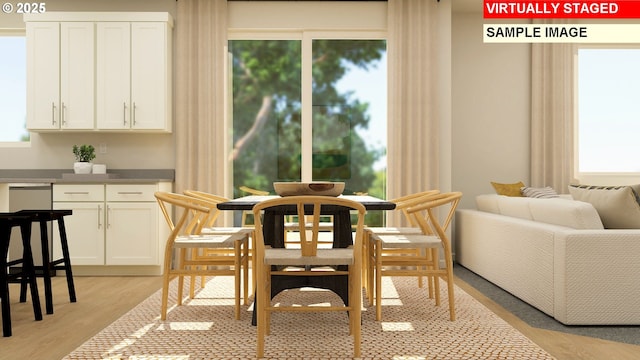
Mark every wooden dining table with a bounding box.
[217,194,395,324]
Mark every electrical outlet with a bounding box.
[99,143,107,154]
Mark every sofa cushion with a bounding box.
[568,185,640,229]
[528,197,603,230]
[491,181,525,197]
[476,194,604,229]
[496,195,534,220]
[476,194,500,214]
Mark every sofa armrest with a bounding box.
[554,229,640,325]
[455,209,559,316]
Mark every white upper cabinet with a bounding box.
[26,21,94,130]
[60,22,95,129]
[130,22,171,131]
[96,22,131,130]
[97,21,171,131]
[26,22,61,130]
[25,12,173,133]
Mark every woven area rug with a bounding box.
[64,276,555,359]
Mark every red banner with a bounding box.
[484,0,640,18]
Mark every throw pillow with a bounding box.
[491,181,525,197]
[568,185,640,229]
[521,186,559,198]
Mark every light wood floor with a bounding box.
[1,275,639,360]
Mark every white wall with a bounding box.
[0,0,176,170]
[452,12,532,209]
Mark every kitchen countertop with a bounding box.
[0,169,174,184]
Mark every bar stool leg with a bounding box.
[57,217,76,303]
[19,222,43,322]
[1,226,14,337]
[38,219,54,314]
[18,218,56,314]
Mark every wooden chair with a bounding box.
[363,189,440,304]
[252,196,366,358]
[183,190,254,299]
[238,186,270,227]
[369,192,462,321]
[154,192,249,320]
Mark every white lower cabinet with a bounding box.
[53,183,170,274]
[105,201,157,265]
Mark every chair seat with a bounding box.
[264,248,353,266]
[366,226,422,235]
[174,233,245,248]
[376,234,441,248]
[202,227,253,235]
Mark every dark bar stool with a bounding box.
[14,210,76,315]
[1,212,43,337]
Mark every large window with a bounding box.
[0,34,29,143]
[577,47,640,174]
[229,35,387,206]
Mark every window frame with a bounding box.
[228,30,386,182]
[574,44,640,185]
[227,1,387,191]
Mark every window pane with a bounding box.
[578,48,640,172]
[312,39,387,198]
[229,40,302,196]
[0,36,28,142]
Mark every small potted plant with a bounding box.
[72,144,96,174]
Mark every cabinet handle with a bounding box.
[106,205,111,229]
[61,102,67,126]
[117,191,144,195]
[51,102,57,125]
[98,205,102,229]
[132,102,136,126]
[63,191,90,195]
[123,102,127,126]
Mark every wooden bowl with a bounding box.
[273,182,345,197]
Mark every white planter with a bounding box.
[73,162,93,174]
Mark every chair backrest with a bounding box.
[155,192,217,240]
[406,192,463,240]
[183,190,229,228]
[391,190,441,226]
[252,195,366,257]
[239,186,270,196]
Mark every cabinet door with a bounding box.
[60,22,95,129]
[26,22,60,130]
[105,202,158,265]
[130,22,171,131]
[52,202,105,265]
[96,22,131,130]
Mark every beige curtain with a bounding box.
[174,0,228,195]
[530,31,575,193]
[387,0,441,225]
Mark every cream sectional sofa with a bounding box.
[455,194,640,325]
